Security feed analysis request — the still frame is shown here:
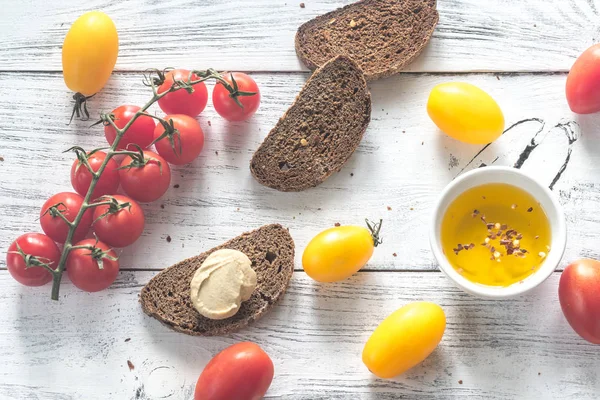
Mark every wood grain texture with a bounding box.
[1,0,598,72]
[0,270,598,399]
[1,72,600,271]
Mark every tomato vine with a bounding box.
[40,68,243,300]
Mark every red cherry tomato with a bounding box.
[67,239,119,292]
[92,195,144,248]
[153,114,204,165]
[104,105,156,150]
[194,342,274,400]
[6,233,60,286]
[119,150,171,203]
[70,150,120,200]
[40,192,93,243]
[158,69,208,118]
[566,44,600,114]
[212,72,260,121]
[559,259,600,344]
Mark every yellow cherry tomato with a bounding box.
[362,302,446,379]
[427,82,504,144]
[62,11,118,96]
[302,220,381,282]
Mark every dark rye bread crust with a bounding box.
[295,0,439,81]
[250,56,371,191]
[140,224,294,336]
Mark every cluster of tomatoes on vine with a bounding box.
[6,69,261,293]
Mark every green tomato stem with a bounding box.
[50,71,224,300]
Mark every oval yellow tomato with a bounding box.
[363,302,446,379]
[62,11,119,96]
[427,82,504,144]
[302,221,381,282]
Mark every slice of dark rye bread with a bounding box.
[295,0,439,81]
[250,56,371,191]
[140,224,294,336]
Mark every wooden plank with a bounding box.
[0,72,598,271]
[0,270,598,399]
[0,0,597,72]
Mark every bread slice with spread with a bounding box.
[140,224,294,336]
[295,0,439,81]
[250,55,371,191]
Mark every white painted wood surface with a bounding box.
[1,0,600,399]
[1,272,599,400]
[1,72,599,271]
[0,0,598,72]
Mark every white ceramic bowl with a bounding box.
[429,166,567,299]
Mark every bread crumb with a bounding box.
[300,138,308,146]
[349,19,357,28]
[124,338,131,342]
[387,206,392,211]
[166,235,172,243]
[393,253,397,257]
[328,18,336,24]
[410,207,414,211]
[160,204,165,209]
[127,360,134,371]
[458,380,463,385]
[334,222,341,227]
[300,2,305,7]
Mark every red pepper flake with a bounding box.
[393,253,397,257]
[160,204,165,209]
[124,338,131,342]
[300,2,305,7]
[127,360,135,371]
[0,156,4,162]
[215,151,219,156]
[207,120,212,126]
[173,184,180,189]
[387,206,392,211]
[458,380,463,385]
[334,222,341,227]
[166,235,172,243]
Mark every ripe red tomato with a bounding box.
[559,259,600,344]
[119,150,171,203]
[212,72,260,121]
[153,114,204,165]
[67,238,119,292]
[158,69,208,118]
[70,150,120,200]
[194,342,274,400]
[566,44,600,114]
[6,233,60,286]
[40,192,93,243]
[104,105,156,150]
[92,195,145,248]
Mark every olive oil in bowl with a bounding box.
[441,183,552,287]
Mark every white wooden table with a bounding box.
[1,1,600,399]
